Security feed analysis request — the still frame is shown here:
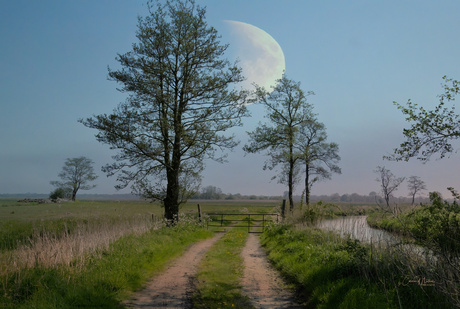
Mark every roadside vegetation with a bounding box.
[262,222,452,308]
[367,192,460,307]
[259,197,459,308]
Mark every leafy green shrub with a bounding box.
[49,187,70,200]
[409,192,460,254]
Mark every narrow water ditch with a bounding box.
[316,216,399,245]
[316,216,431,260]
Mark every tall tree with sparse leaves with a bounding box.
[50,156,97,201]
[244,75,314,211]
[80,0,248,222]
[295,119,341,205]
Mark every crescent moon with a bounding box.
[224,20,286,91]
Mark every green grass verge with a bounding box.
[192,229,254,309]
[261,223,451,309]
[1,222,213,308]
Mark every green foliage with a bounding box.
[369,192,460,254]
[390,76,460,162]
[408,192,460,254]
[49,187,70,200]
[300,201,341,224]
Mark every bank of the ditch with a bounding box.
[0,222,213,308]
[261,223,452,309]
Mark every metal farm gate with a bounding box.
[205,213,279,233]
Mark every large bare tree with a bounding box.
[80,0,248,222]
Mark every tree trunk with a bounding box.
[164,167,180,224]
[305,163,310,206]
[164,136,181,223]
[288,157,294,211]
[71,184,78,201]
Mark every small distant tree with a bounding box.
[50,156,98,201]
[407,175,427,205]
[374,166,405,214]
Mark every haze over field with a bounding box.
[1,1,460,198]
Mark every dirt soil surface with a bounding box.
[241,233,303,308]
[123,233,223,309]
[123,232,302,308]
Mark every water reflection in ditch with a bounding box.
[316,216,430,259]
[316,216,399,245]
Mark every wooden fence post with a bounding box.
[281,199,286,219]
[197,204,202,222]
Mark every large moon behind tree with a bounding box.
[224,20,286,91]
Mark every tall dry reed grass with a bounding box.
[0,215,162,276]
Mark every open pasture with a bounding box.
[0,198,281,223]
[0,198,281,251]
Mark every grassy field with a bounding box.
[0,198,281,222]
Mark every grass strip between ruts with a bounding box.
[192,228,255,309]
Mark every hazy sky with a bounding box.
[2,0,460,198]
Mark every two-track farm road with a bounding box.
[123,231,302,308]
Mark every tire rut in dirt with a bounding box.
[241,233,303,308]
[123,233,224,309]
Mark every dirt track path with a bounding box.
[123,232,302,308]
[241,233,303,308]
[123,233,223,309]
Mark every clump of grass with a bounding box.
[193,229,254,309]
[0,215,213,308]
